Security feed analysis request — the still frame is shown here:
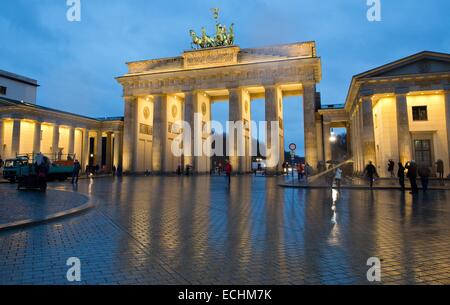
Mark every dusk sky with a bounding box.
[1,0,449,152]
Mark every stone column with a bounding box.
[395,91,412,164]
[315,117,324,163]
[445,90,450,172]
[52,124,60,160]
[33,121,42,155]
[82,129,90,172]
[361,96,376,166]
[11,119,21,157]
[265,85,283,173]
[183,91,199,172]
[303,83,318,168]
[323,121,332,162]
[228,88,246,173]
[346,122,352,156]
[0,119,4,158]
[113,130,123,170]
[122,96,136,173]
[152,94,168,173]
[105,132,113,172]
[96,130,103,168]
[68,127,75,156]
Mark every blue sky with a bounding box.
[1,0,449,152]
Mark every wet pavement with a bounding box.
[0,188,88,225]
[0,175,449,285]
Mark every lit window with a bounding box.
[0,86,6,95]
[412,106,428,121]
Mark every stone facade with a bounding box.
[344,51,450,176]
[117,42,322,174]
[0,98,123,173]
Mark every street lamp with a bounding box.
[329,128,337,143]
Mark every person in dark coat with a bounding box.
[387,160,395,178]
[72,159,81,184]
[397,162,406,191]
[435,159,444,180]
[418,163,431,192]
[364,161,378,189]
[405,161,418,194]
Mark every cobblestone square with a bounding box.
[0,176,449,285]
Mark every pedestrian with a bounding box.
[112,165,117,176]
[363,161,378,189]
[435,159,444,180]
[297,163,305,181]
[397,162,406,191]
[418,163,431,192]
[71,159,81,184]
[177,164,182,176]
[405,161,418,194]
[0,155,3,168]
[387,159,395,178]
[334,167,343,189]
[224,160,232,185]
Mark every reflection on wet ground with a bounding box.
[0,175,449,284]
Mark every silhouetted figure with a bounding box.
[436,159,444,180]
[117,164,123,176]
[418,164,431,192]
[405,161,418,194]
[112,165,117,176]
[387,160,395,178]
[185,164,191,176]
[71,159,81,184]
[334,167,343,189]
[177,164,182,176]
[224,160,232,185]
[364,161,377,189]
[397,162,406,191]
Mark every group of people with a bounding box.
[395,160,432,194]
[364,159,446,193]
[295,162,313,182]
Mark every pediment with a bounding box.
[356,51,450,79]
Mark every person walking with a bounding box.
[297,163,305,181]
[224,160,232,185]
[387,160,395,178]
[334,167,343,189]
[418,163,431,192]
[364,161,378,189]
[112,165,117,176]
[405,161,418,194]
[71,159,81,184]
[436,159,444,181]
[397,162,406,191]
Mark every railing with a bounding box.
[308,159,354,184]
[16,153,77,163]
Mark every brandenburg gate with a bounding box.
[116,41,322,174]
